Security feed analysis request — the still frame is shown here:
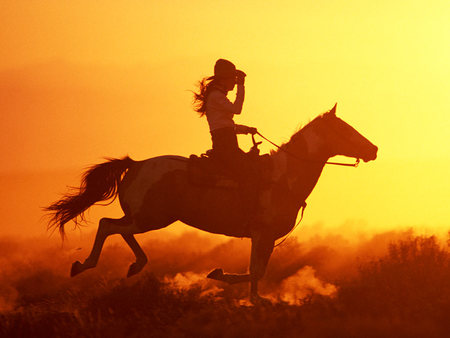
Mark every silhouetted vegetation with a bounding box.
[0,231,449,337]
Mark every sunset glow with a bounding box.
[0,0,448,236]
[1,2,450,336]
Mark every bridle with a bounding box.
[254,131,360,168]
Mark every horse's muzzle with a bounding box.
[362,145,378,162]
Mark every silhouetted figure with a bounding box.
[193,58,256,144]
[45,104,378,304]
[193,59,260,211]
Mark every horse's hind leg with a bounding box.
[71,217,146,277]
[122,233,147,277]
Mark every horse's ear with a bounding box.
[329,103,337,115]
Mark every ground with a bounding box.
[0,230,449,337]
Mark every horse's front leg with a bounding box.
[206,234,275,291]
[207,269,250,284]
[249,233,274,304]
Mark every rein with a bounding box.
[256,131,360,168]
[274,202,307,248]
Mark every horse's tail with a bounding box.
[45,156,134,238]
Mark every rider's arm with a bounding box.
[235,124,257,135]
[232,84,245,115]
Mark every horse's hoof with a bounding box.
[127,262,144,278]
[250,294,272,306]
[207,268,224,280]
[70,261,84,277]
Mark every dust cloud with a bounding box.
[0,227,446,311]
[1,227,449,337]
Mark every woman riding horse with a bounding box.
[193,59,258,182]
[193,59,262,212]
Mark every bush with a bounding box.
[336,234,450,328]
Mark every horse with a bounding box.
[45,104,378,304]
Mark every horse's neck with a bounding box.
[271,129,328,204]
[270,151,288,182]
[287,158,326,203]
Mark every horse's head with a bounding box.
[302,104,378,162]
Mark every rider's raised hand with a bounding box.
[236,70,246,85]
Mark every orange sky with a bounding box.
[0,1,449,237]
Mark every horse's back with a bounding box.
[117,154,263,238]
[119,155,188,216]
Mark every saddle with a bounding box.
[188,150,272,189]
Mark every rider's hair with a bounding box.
[192,77,217,117]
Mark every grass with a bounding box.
[0,231,449,337]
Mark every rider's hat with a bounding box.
[213,59,237,79]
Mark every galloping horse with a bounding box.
[46,104,377,303]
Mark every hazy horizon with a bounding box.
[1,1,448,239]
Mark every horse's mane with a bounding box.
[272,112,328,153]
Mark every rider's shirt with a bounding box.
[206,84,245,132]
